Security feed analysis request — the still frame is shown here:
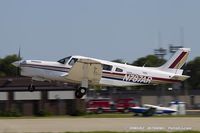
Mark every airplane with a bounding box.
[12,48,190,98]
[130,104,177,116]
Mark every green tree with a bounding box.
[132,55,166,67]
[0,54,21,77]
[184,57,200,89]
[112,59,125,64]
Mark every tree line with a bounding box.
[0,54,20,77]
[0,54,199,89]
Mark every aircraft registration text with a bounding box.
[123,73,152,84]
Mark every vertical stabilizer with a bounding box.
[159,48,190,70]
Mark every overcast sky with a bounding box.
[0,0,200,63]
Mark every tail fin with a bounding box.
[159,48,191,70]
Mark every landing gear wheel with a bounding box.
[75,91,83,99]
[123,108,129,113]
[28,84,35,92]
[75,87,87,99]
[79,87,87,95]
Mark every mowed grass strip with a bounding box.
[64,131,200,133]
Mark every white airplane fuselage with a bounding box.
[12,48,190,98]
[16,55,184,86]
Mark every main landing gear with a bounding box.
[75,87,87,99]
[27,79,88,98]
[28,80,36,92]
[28,84,36,92]
[27,84,87,98]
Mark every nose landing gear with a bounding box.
[75,87,87,99]
[28,79,36,92]
[28,84,36,92]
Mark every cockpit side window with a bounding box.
[102,64,113,71]
[115,67,123,72]
[57,56,71,64]
[69,58,78,66]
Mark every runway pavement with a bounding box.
[0,117,199,133]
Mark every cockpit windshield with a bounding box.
[57,56,71,64]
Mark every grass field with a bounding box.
[0,113,200,119]
[83,113,133,118]
[64,131,200,133]
[0,116,199,133]
[82,113,200,118]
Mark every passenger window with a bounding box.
[102,64,113,71]
[115,67,123,72]
[69,58,78,66]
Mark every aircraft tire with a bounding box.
[123,108,129,113]
[28,84,35,92]
[75,91,83,99]
[79,87,87,95]
[96,108,103,114]
[75,87,87,99]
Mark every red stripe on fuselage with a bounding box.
[102,71,180,83]
[152,77,180,83]
[169,52,187,68]
[21,64,70,70]
[20,64,70,72]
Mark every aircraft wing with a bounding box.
[130,106,156,116]
[130,106,148,114]
[143,104,159,108]
[63,59,102,84]
[144,104,177,114]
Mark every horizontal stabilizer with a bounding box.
[171,75,190,81]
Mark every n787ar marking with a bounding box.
[123,73,152,84]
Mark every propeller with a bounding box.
[17,46,22,76]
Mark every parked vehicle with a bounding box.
[86,98,136,113]
[86,98,112,113]
[115,98,136,113]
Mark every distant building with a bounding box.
[0,77,200,116]
[0,77,85,116]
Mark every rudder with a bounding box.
[159,48,191,70]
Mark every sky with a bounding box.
[0,0,200,63]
